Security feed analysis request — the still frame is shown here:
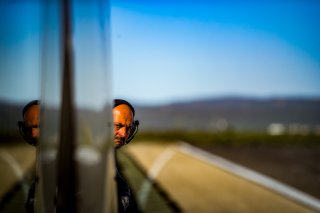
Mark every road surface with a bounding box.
[122,141,320,213]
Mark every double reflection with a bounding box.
[2,0,115,212]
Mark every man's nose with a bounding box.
[118,127,128,138]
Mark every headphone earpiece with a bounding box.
[126,120,139,144]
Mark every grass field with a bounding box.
[135,130,320,147]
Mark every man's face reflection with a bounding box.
[22,102,134,149]
[23,104,40,140]
[113,104,134,149]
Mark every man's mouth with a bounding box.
[114,140,123,145]
[114,137,125,148]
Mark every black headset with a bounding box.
[18,100,40,146]
[114,99,139,144]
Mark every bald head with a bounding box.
[113,104,134,149]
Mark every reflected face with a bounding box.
[23,104,40,140]
[113,104,134,149]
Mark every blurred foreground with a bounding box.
[0,142,35,212]
[1,133,320,212]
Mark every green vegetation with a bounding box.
[2,129,319,147]
[134,130,320,148]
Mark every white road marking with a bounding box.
[0,149,29,200]
[138,147,175,210]
[178,141,320,212]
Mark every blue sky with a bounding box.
[0,1,320,106]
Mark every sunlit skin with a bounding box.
[113,104,134,149]
[23,104,40,139]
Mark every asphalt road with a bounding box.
[0,143,35,212]
[0,143,35,201]
[123,141,320,213]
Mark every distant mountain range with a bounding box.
[1,97,320,134]
[134,97,320,133]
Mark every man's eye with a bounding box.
[114,124,121,130]
[25,125,39,130]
